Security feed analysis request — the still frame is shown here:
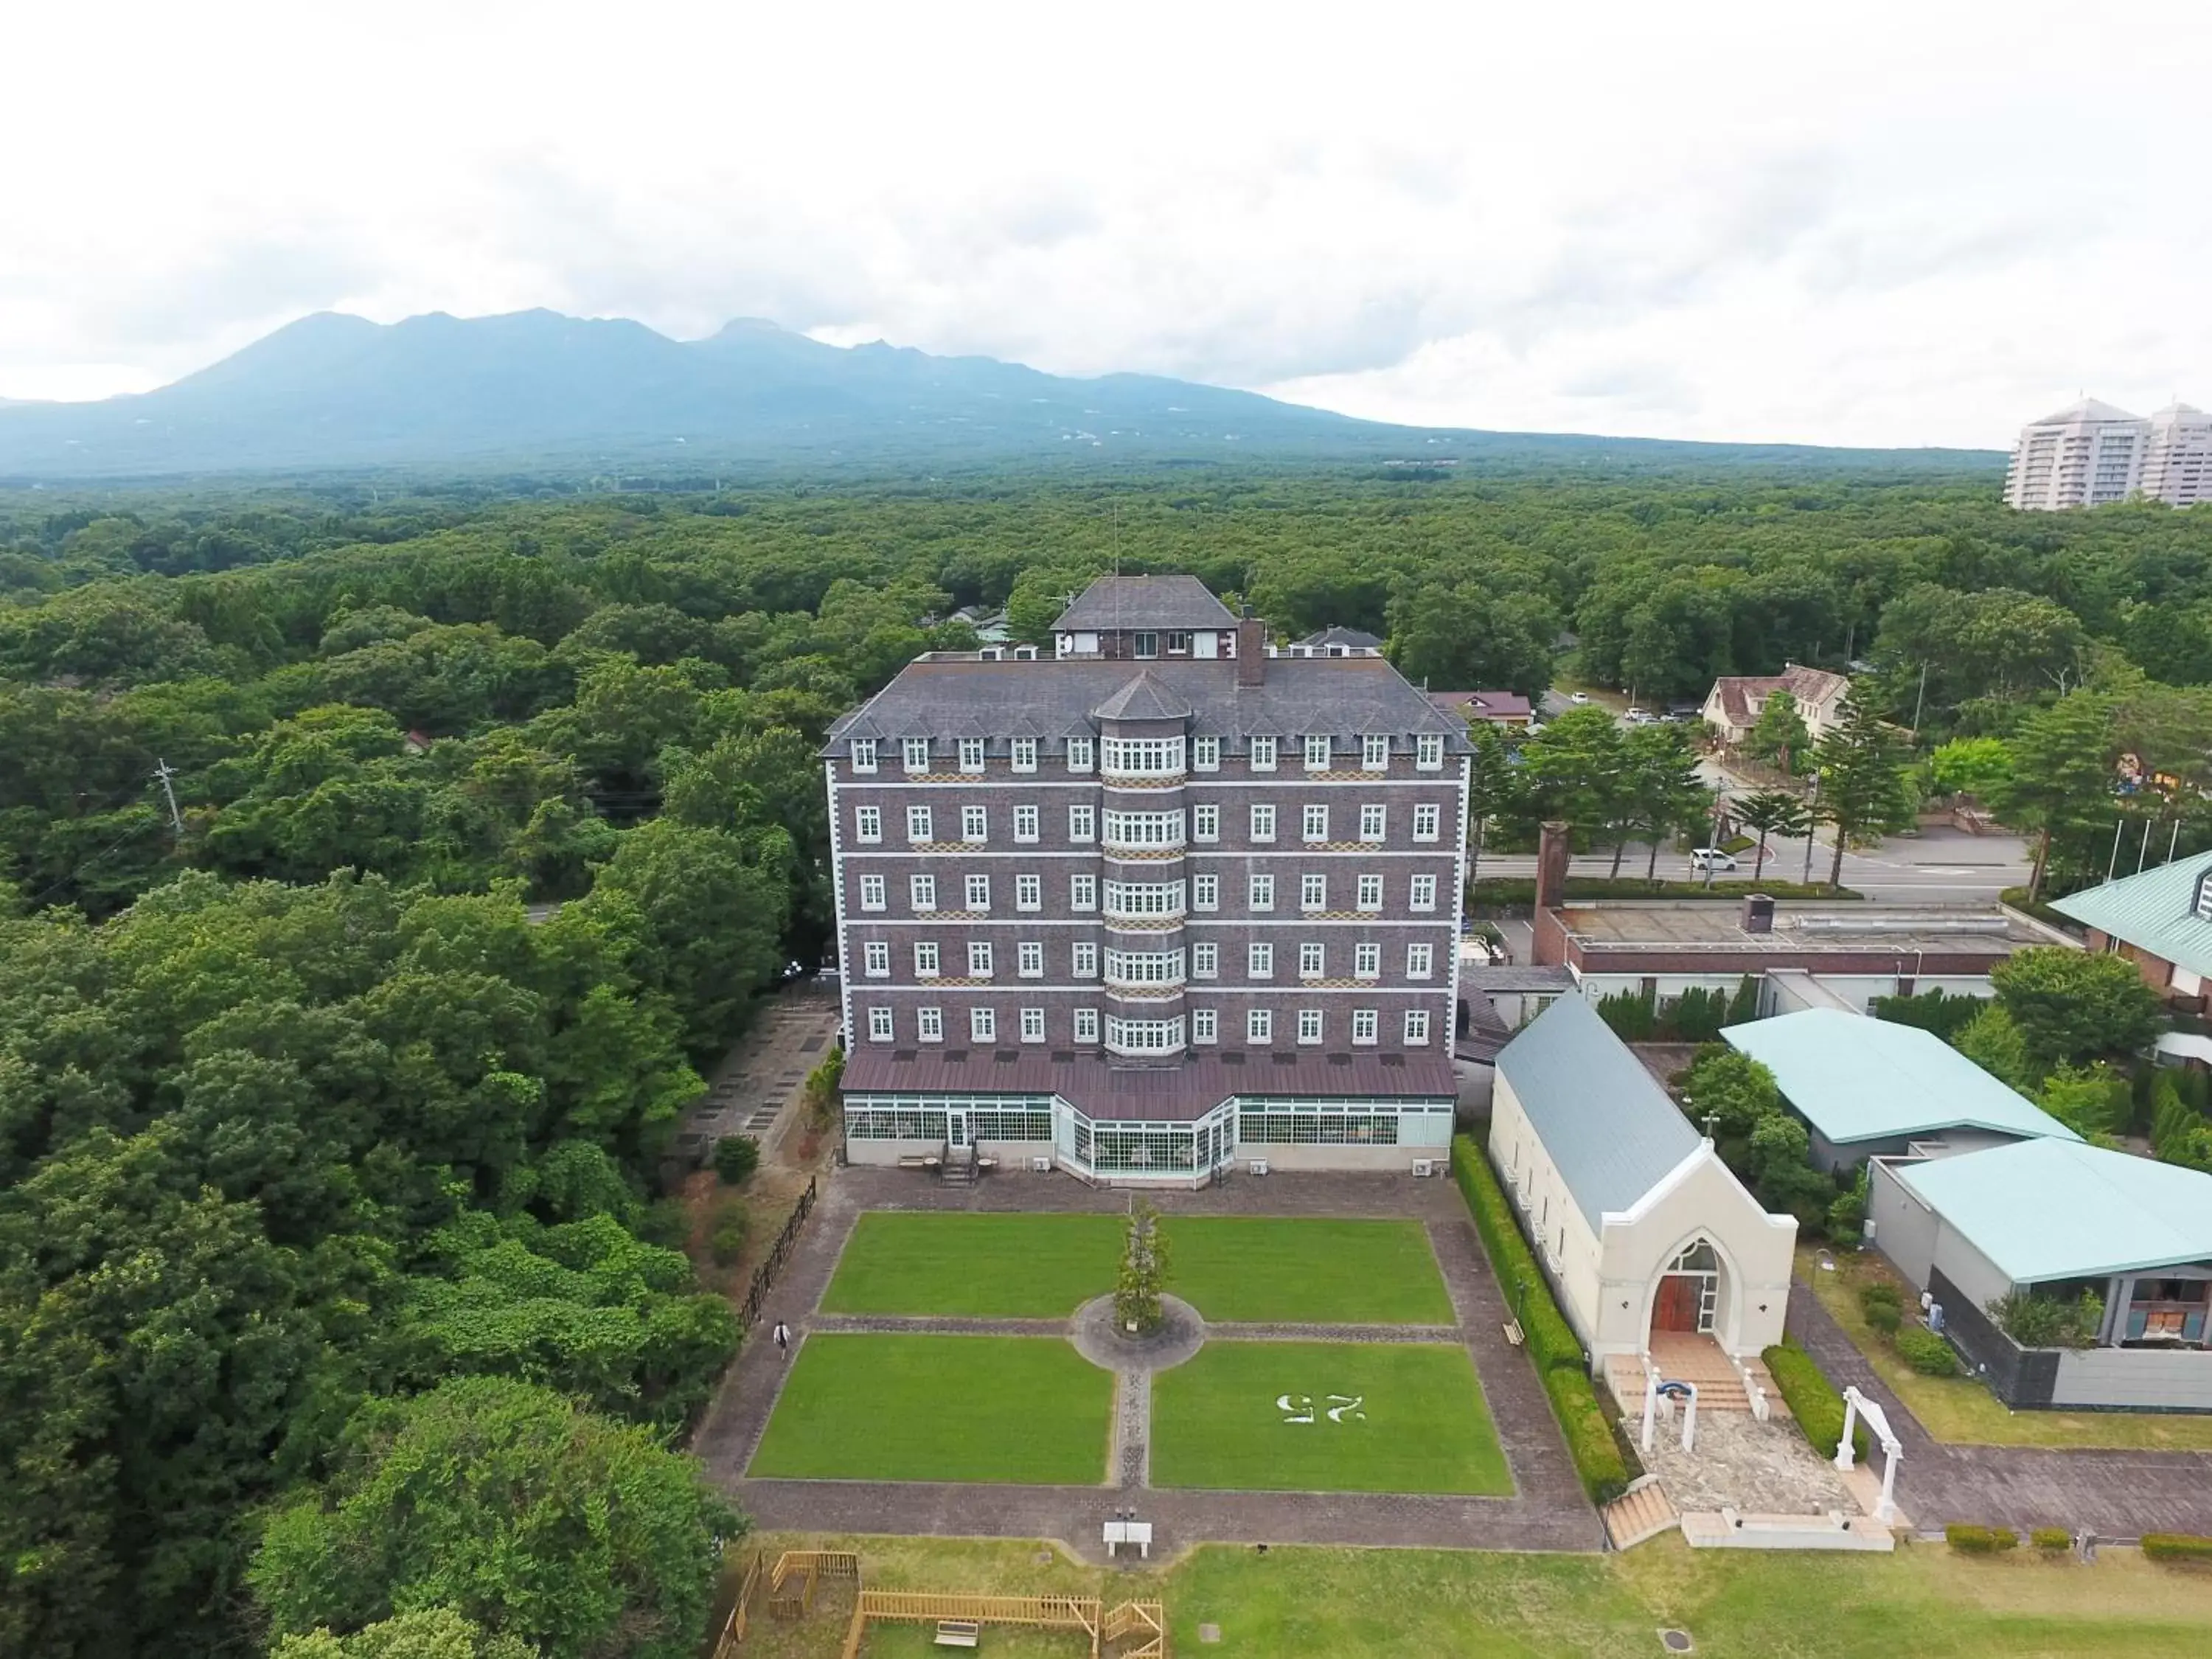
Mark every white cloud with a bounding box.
[1,0,2205,445]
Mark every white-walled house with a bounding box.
[1489,996,1797,1364]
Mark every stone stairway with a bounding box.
[1602,1480,1680,1550]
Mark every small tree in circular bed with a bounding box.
[1115,1200,1171,1335]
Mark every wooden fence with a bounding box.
[709,1551,763,1658]
[740,1175,817,1331]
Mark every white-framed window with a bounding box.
[907,804,933,843]
[1018,941,1044,978]
[903,737,931,773]
[1016,873,1041,911]
[1071,873,1098,911]
[962,804,988,843]
[1073,1006,1100,1043]
[1069,804,1096,842]
[965,874,991,911]
[1302,873,1326,911]
[1192,1006,1218,1043]
[1303,804,1328,843]
[970,1006,997,1043]
[855,805,882,844]
[1194,737,1221,771]
[1193,804,1220,843]
[1298,1008,1324,1044]
[1359,804,1386,842]
[1105,947,1185,985]
[918,1006,944,1043]
[1073,941,1099,978]
[1103,809,1184,847]
[1133,630,1159,659]
[1357,874,1382,911]
[1192,942,1219,978]
[1354,942,1380,979]
[2197,870,2212,921]
[1250,736,1277,771]
[1106,1015,1185,1054]
[1247,1007,1273,1043]
[1013,804,1039,844]
[914,941,940,977]
[863,940,890,977]
[1105,880,1184,916]
[1304,734,1331,771]
[1405,1008,1432,1045]
[910,873,937,911]
[1352,1007,1379,1045]
[1249,872,1276,911]
[1363,734,1389,770]
[1194,874,1220,911]
[1249,942,1274,979]
[868,1006,894,1041]
[1410,874,1437,911]
[1068,737,1095,773]
[968,939,993,977]
[1407,942,1434,979]
[1413,803,1441,842]
[1020,1006,1046,1043]
[1012,737,1037,773]
[959,737,985,773]
[1102,737,1186,776]
[1416,733,1444,771]
[1299,941,1325,978]
[860,874,886,911]
[851,738,878,772]
[1251,804,1276,842]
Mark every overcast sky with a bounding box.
[5,1,2207,447]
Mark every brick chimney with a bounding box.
[1236,611,1266,686]
[1534,821,1571,916]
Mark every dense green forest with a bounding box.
[5,459,2212,1657]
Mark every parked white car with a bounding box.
[1688,848,1738,872]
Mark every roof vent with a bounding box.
[995,1049,1020,1062]
[1380,1053,1406,1068]
[1220,1051,1245,1067]
[1273,1051,1299,1066]
[1327,1052,1353,1065]
[942,1049,968,1063]
[1051,1051,1076,1064]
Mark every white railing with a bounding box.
[1729,1351,1771,1421]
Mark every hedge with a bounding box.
[2031,1527,2073,1552]
[1469,877,1862,906]
[1761,1339,1870,1464]
[2142,1533,2212,1562]
[1946,1524,2020,1554]
[1896,1326,1960,1377]
[1450,1137,1632,1504]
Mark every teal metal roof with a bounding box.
[1896,1138,2212,1284]
[2050,857,2212,979]
[1721,1009,2079,1149]
[1496,995,1701,1228]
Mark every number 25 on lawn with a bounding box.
[1276,1393,1365,1424]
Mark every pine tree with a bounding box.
[1809,694,1909,889]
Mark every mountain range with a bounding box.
[0,310,2003,479]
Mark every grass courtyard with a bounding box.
[746,1335,1113,1484]
[726,1531,2212,1658]
[820,1212,1454,1324]
[1148,1340,1511,1495]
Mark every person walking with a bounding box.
[773,1319,791,1358]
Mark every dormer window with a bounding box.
[850,738,877,773]
[902,738,931,773]
[1304,734,1331,771]
[1416,733,1444,771]
[959,737,986,773]
[2196,868,2212,921]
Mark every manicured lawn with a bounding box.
[1799,1247,2212,1452]
[820,1211,1453,1324]
[1171,1217,1455,1324]
[747,1335,1113,1484]
[821,1213,1121,1317]
[1149,1340,1509,1495]
[734,1531,2212,1658]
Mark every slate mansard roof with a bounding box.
[825,655,1475,755]
[1496,995,1703,1228]
[1052,574,1239,633]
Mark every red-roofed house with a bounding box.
[1429,689,1534,729]
[1702,664,1850,746]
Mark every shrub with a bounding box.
[1450,1138,1630,1503]
[2141,1533,2212,1562]
[1946,1524,2020,1554]
[1761,1340,1869,1464]
[1865,1302,1902,1336]
[709,1196,749,1266]
[1858,1281,1902,1314]
[713,1135,761,1184]
[2031,1527,2073,1552]
[1896,1327,1959,1377]
[1989,1287,2104,1350]
[1826,1189,1866,1248]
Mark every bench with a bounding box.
[1103,1518,1153,1559]
[933,1619,981,1648]
[1501,1318,1525,1347]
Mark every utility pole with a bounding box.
[1801,773,1821,886]
[1910,663,1928,737]
[152,759,184,838]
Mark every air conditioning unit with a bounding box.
[1248,1158,1270,1176]
[1411,1159,1436,1178]
[1030,1156,1053,1172]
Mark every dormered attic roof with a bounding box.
[2051,856,2212,982]
[1052,574,1238,633]
[1091,669,1193,723]
[824,655,1473,755]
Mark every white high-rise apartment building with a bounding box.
[2003,398,2150,510]
[2143,403,2212,507]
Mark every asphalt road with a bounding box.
[1474,830,2029,905]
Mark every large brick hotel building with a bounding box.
[821,575,1472,1183]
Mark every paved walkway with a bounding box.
[1787,1279,2212,1540]
[691,1167,1602,1559]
